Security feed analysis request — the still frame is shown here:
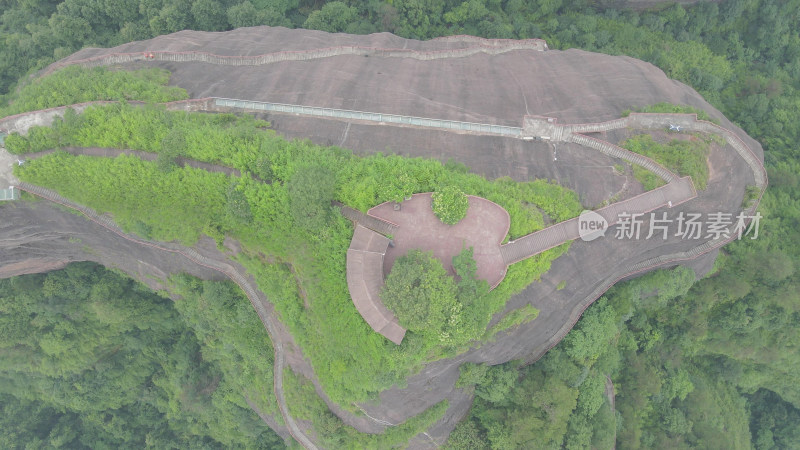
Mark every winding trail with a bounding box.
[41,35,547,77]
[605,375,617,448]
[23,147,242,176]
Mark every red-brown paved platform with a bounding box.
[346,225,406,345]
[369,193,510,288]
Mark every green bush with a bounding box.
[485,304,540,339]
[1,66,187,118]
[432,185,469,225]
[381,249,457,336]
[622,134,710,190]
[288,165,336,232]
[742,185,760,208]
[381,247,496,347]
[16,152,232,244]
[633,164,667,191]
[456,362,490,388]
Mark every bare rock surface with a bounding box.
[0,148,19,187]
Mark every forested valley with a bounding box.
[0,263,284,448]
[2,0,800,448]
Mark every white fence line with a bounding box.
[42,39,547,76]
[214,97,523,137]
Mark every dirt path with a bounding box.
[24,147,242,176]
[605,375,617,448]
[0,147,20,187]
[41,36,547,78]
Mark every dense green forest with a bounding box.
[2,0,800,448]
[447,264,798,448]
[0,263,284,448]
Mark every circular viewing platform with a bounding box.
[345,193,511,345]
[369,193,510,288]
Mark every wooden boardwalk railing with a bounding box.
[340,205,398,236]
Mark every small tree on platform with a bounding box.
[381,249,457,335]
[381,247,490,345]
[432,186,469,225]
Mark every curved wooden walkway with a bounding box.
[346,225,406,345]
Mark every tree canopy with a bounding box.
[381,249,457,335]
[287,164,336,232]
[381,247,493,346]
[0,263,284,448]
[432,185,469,225]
